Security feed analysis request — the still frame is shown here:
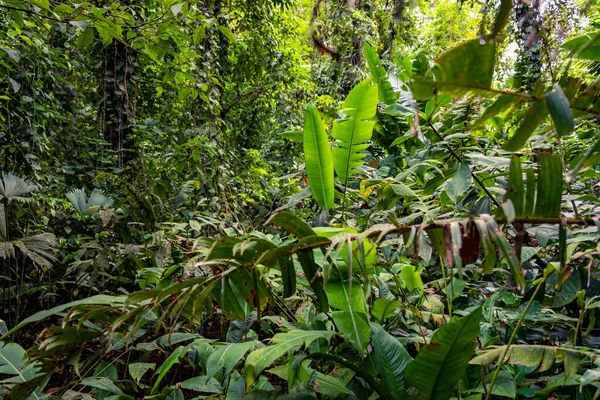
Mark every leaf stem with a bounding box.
[485,272,550,399]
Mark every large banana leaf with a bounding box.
[331,78,378,187]
[303,105,334,210]
[405,306,482,400]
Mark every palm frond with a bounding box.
[0,173,37,203]
[13,233,58,269]
[66,188,114,216]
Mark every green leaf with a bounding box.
[405,307,482,400]
[568,134,600,179]
[296,250,329,312]
[411,40,496,100]
[303,105,334,210]
[325,280,366,313]
[244,330,335,387]
[372,298,401,323]
[206,342,255,379]
[30,0,50,11]
[534,152,563,217]
[180,376,223,393]
[192,25,206,45]
[77,28,95,49]
[489,0,512,39]
[370,323,412,399]
[400,265,423,292]
[151,346,184,394]
[505,156,524,217]
[128,363,155,384]
[332,309,370,357]
[469,371,516,399]
[170,2,184,16]
[487,219,525,293]
[503,100,548,151]
[4,295,126,338]
[331,78,378,187]
[218,25,236,42]
[0,342,41,384]
[472,94,522,129]
[446,163,472,204]
[267,211,316,238]
[561,31,600,60]
[546,84,574,137]
[1,48,20,63]
[364,43,396,105]
[279,130,303,142]
[80,377,123,395]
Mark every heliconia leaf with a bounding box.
[546,84,574,137]
[503,100,548,152]
[534,152,563,217]
[370,322,412,399]
[279,256,296,298]
[404,307,482,400]
[332,78,378,187]
[364,43,396,105]
[372,298,401,322]
[266,211,316,238]
[303,105,335,210]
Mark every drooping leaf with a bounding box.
[331,78,378,187]
[505,156,524,217]
[472,94,522,129]
[561,31,600,61]
[546,84,574,137]
[370,323,412,399]
[405,307,482,400]
[151,346,184,394]
[128,363,155,384]
[534,152,563,217]
[303,105,334,210]
[244,330,335,387]
[503,100,548,151]
[296,250,329,312]
[487,219,525,293]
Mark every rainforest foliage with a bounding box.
[1,0,600,398]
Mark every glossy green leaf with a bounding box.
[561,31,600,60]
[325,279,366,313]
[331,78,378,186]
[405,307,482,400]
[546,84,574,137]
[371,322,412,399]
[372,298,401,323]
[303,105,334,210]
[332,309,370,357]
[400,265,423,292]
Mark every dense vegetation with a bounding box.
[1,0,600,398]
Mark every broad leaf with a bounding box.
[332,309,370,357]
[331,78,378,187]
[405,307,482,400]
[303,105,334,210]
[371,323,412,399]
